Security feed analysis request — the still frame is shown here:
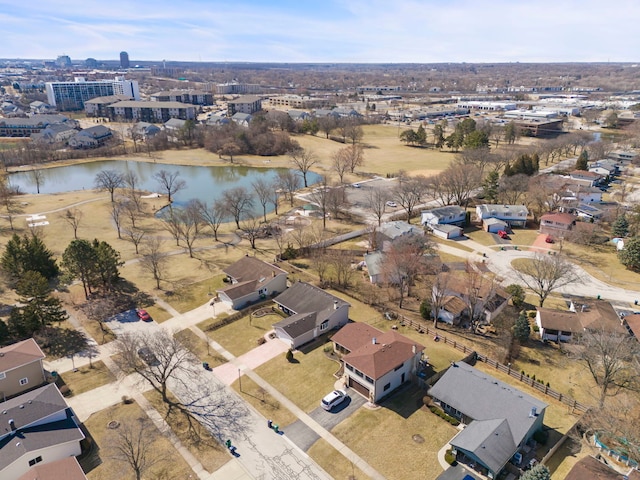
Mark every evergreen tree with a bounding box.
[92,239,123,292]
[575,150,589,170]
[62,239,99,299]
[9,271,67,335]
[504,121,518,144]
[482,170,500,203]
[619,236,640,271]
[433,124,445,149]
[464,130,489,149]
[513,311,531,343]
[1,234,58,282]
[0,319,9,343]
[612,215,629,238]
[520,464,550,480]
[420,298,432,320]
[416,125,427,146]
[505,284,525,308]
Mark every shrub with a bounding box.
[59,385,71,396]
[532,324,540,332]
[533,429,549,445]
[285,349,294,362]
[257,337,266,346]
[444,449,457,465]
[419,298,432,320]
[528,310,537,318]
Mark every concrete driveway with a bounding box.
[284,390,366,452]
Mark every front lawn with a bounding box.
[59,361,116,397]
[84,400,195,480]
[254,340,339,414]
[161,273,228,313]
[230,375,298,428]
[174,328,228,369]
[307,438,369,480]
[330,385,457,480]
[202,312,282,357]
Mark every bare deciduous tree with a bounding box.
[196,199,225,241]
[95,170,125,202]
[326,186,349,220]
[437,162,482,209]
[159,209,182,246]
[122,225,145,255]
[110,200,125,239]
[277,170,301,207]
[393,174,427,223]
[222,186,254,229]
[29,168,45,194]
[308,175,331,228]
[110,418,161,480]
[139,237,168,289]
[152,169,186,203]
[330,250,355,288]
[252,178,272,223]
[366,186,391,226]
[61,208,83,239]
[240,215,262,249]
[288,147,318,188]
[123,170,142,210]
[331,148,351,184]
[513,252,580,307]
[573,328,640,408]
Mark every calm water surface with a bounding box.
[10,160,319,210]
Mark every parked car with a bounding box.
[136,309,151,322]
[497,230,509,239]
[386,201,397,208]
[137,347,160,366]
[545,235,554,243]
[321,390,348,411]
[351,183,361,188]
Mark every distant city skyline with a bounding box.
[1,0,639,64]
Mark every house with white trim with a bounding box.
[475,204,528,228]
[0,339,47,400]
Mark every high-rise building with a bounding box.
[45,77,140,111]
[120,51,130,69]
[55,55,72,68]
[85,58,98,68]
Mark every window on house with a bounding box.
[28,456,43,466]
[383,383,391,391]
[319,320,329,331]
[365,376,373,383]
[0,372,5,380]
[346,364,354,372]
[19,378,28,386]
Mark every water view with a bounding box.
[9,160,320,210]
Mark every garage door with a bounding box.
[348,377,370,399]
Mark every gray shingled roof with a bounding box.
[0,384,68,435]
[450,418,516,474]
[273,312,317,338]
[428,362,547,471]
[273,281,349,316]
[421,205,465,219]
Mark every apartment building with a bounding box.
[227,95,262,116]
[150,90,214,106]
[45,77,140,111]
[107,100,196,122]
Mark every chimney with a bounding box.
[412,345,417,354]
[333,300,338,310]
[529,407,537,418]
[372,337,377,345]
[9,419,16,431]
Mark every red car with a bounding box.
[545,235,554,244]
[136,309,151,322]
[497,230,509,239]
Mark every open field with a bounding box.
[330,385,457,480]
[84,401,195,480]
[59,360,116,397]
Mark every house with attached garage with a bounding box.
[535,300,628,342]
[0,383,85,479]
[272,281,350,349]
[216,256,288,310]
[476,204,528,229]
[428,362,547,479]
[0,338,47,400]
[421,205,466,228]
[331,322,424,403]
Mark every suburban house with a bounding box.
[569,170,602,187]
[475,204,528,228]
[539,212,577,236]
[217,256,288,310]
[536,300,627,342]
[272,281,350,349]
[589,160,620,178]
[608,150,637,163]
[131,121,161,139]
[433,270,510,325]
[0,338,47,400]
[17,456,87,480]
[564,455,640,480]
[428,362,548,479]
[231,112,253,126]
[68,125,113,149]
[0,383,85,479]
[430,223,464,239]
[421,205,466,228]
[622,313,640,342]
[30,123,77,144]
[574,202,605,222]
[561,183,603,204]
[376,221,424,251]
[331,322,425,403]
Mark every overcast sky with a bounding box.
[1,0,638,63]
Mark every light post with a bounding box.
[238,368,242,392]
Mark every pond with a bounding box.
[9,160,320,211]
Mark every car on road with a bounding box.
[351,183,361,188]
[545,235,554,243]
[136,309,151,322]
[321,390,348,411]
[385,201,397,208]
[497,230,509,239]
[137,347,160,366]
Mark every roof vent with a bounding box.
[372,337,377,345]
[529,407,537,418]
[27,400,32,404]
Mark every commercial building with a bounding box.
[214,82,261,95]
[120,51,130,69]
[45,77,140,111]
[107,100,196,122]
[267,95,329,109]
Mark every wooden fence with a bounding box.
[395,312,591,414]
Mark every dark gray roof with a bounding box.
[273,312,317,338]
[164,118,186,128]
[0,413,84,470]
[422,205,465,219]
[450,418,516,474]
[274,281,349,316]
[0,384,68,435]
[428,362,547,462]
[76,125,112,138]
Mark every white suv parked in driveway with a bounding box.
[321,390,348,411]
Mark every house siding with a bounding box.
[0,361,46,399]
[2,440,81,479]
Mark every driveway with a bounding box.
[436,464,483,480]
[284,390,366,452]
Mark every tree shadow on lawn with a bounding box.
[378,383,424,420]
